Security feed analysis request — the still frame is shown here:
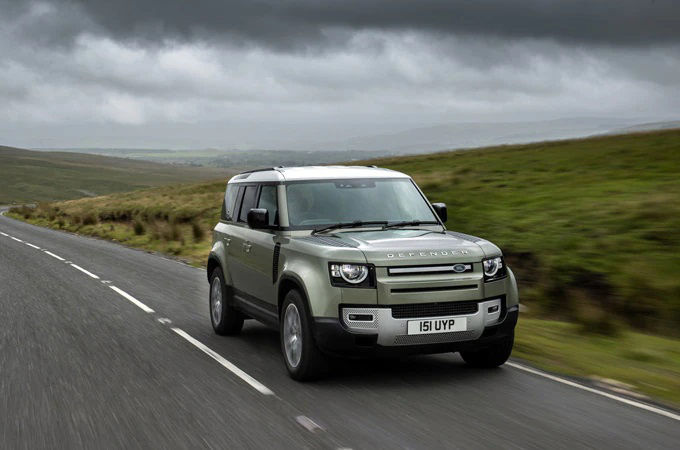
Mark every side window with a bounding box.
[238,185,258,223]
[222,184,238,221]
[257,185,278,226]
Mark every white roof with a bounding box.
[229,165,409,183]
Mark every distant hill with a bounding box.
[604,120,680,135]
[0,145,234,203]
[309,117,643,153]
[36,117,680,168]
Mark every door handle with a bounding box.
[243,242,252,253]
[225,238,232,247]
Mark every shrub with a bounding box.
[133,220,146,236]
[82,213,97,226]
[191,221,205,242]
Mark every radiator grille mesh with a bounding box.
[390,301,478,319]
[393,330,477,345]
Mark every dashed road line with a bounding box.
[24,242,41,249]
[157,317,172,325]
[10,236,23,242]
[43,250,65,260]
[0,231,8,236]
[506,362,680,422]
[171,327,274,396]
[296,415,324,432]
[109,285,155,313]
[70,263,100,279]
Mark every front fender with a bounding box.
[505,266,519,308]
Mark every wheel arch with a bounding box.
[277,273,312,317]
[207,253,221,282]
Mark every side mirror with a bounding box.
[247,208,269,229]
[432,202,447,223]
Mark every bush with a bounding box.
[133,220,146,236]
[191,221,205,242]
[82,213,97,226]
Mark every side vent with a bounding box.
[272,243,281,283]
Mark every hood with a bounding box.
[331,229,497,266]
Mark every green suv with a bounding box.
[207,166,519,380]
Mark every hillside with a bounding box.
[0,145,233,203]
[10,129,680,334]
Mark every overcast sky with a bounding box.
[1,0,679,149]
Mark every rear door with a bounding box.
[226,184,258,295]
[213,183,239,276]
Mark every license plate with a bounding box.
[407,316,467,335]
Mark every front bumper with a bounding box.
[313,300,518,357]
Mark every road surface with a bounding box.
[1,210,678,449]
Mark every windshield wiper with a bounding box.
[382,220,440,230]
[312,221,388,235]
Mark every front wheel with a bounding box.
[209,268,244,335]
[460,333,514,368]
[280,289,327,381]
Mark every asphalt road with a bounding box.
[1,210,678,449]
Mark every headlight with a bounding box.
[483,256,506,281]
[329,263,374,288]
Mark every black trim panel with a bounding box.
[272,243,281,283]
[233,289,279,327]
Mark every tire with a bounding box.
[460,333,514,368]
[209,267,244,335]
[280,289,327,381]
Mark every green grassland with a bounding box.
[8,129,680,405]
[514,318,680,406]
[0,145,233,203]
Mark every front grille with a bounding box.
[393,330,477,345]
[391,285,477,294]
[390,300,479,319]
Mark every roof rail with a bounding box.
[238,167,283,174]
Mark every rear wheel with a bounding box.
[460,333,514,368]
[280,289,327,381]
[209,268,244,335]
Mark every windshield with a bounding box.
[285,178,438,228]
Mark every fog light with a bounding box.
[349,313,374,321]
[488,305,499,313]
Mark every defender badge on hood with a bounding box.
[386,250,470,258]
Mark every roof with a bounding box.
[228,165,409,183]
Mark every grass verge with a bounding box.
[515,317,680,407]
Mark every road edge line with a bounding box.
[506,361,680,422]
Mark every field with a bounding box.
[514,318,680,406]
[8,128,680,404]
[0,145,233,203]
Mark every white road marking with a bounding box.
[44,251,65,261]
[10,236,23,242]
[25,242,40,249]
[109,286,155,313]
[296,415,324,432]
[0,231,8,236]
[506,361,680,422]
[70,263,100,279]
[157,317,172,325]
[100,280,112,284]
[171,327,274,396]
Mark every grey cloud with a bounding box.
[7,0,680,51]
